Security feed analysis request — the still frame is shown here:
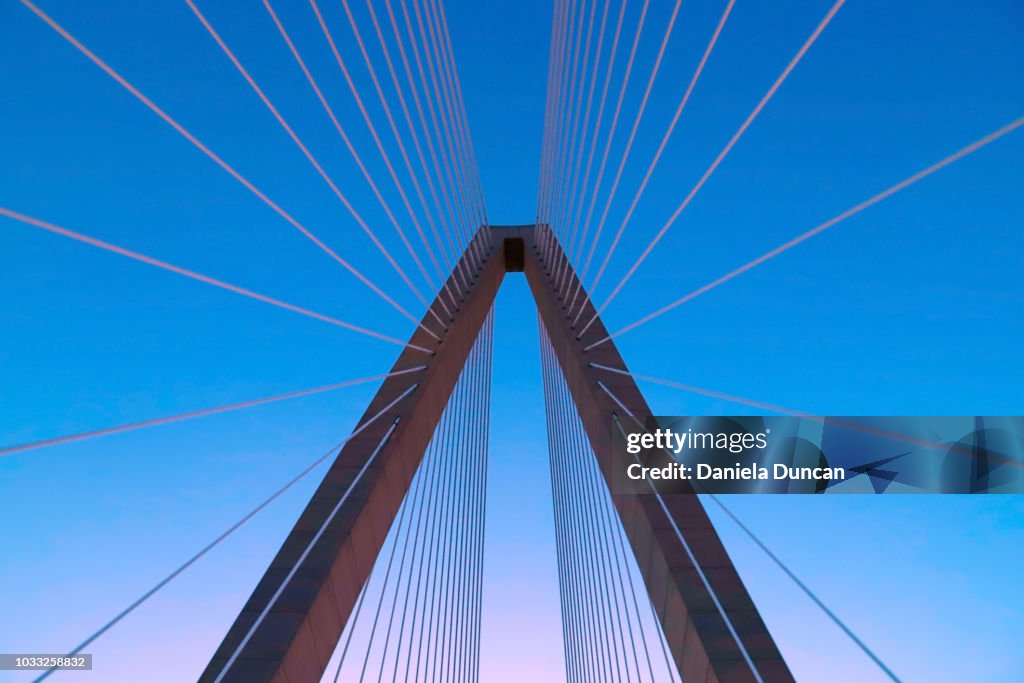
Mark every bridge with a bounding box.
[2,0,1020,681]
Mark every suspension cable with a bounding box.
[550,0,591,241]
[561,363,631,683]
[599,374,904,682]
[536,322,572,680]
[338,0,454,293]
[0,206,434,353]
[32,382,418,683]
[212,412,407,683]
[541,328,612,681]
[435,0,490,230]
[538,329,590,681]
[540,0,573,229]
[537,0,573,256]
[551,0,604,294]
[18,0,425,333]
[416,0,487,266]
[583,114,1024,349]
[561,0,628,292]
[429,0,490,239]
[262,0,460,314]
[399,0,481,271]
[567,0,734,321]
[390,374,453,680]
[567,0,650,301]
[368,406,435,682]
[0,366,426,459]
[360,0,462,285]
[569,0,683,303]
[382,0,475,292]
[187,0,445,338]
[601,386,765,683]
[539,0,580,264]
[580,0,847,337]
[309,0,466,295]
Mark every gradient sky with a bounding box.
[1,0,1023,681]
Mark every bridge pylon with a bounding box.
[201,225,793,683]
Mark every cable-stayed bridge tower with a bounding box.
[201,225,794,683]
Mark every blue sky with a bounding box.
[1,0,1022,681]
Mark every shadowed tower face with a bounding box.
[200,225,793,683]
